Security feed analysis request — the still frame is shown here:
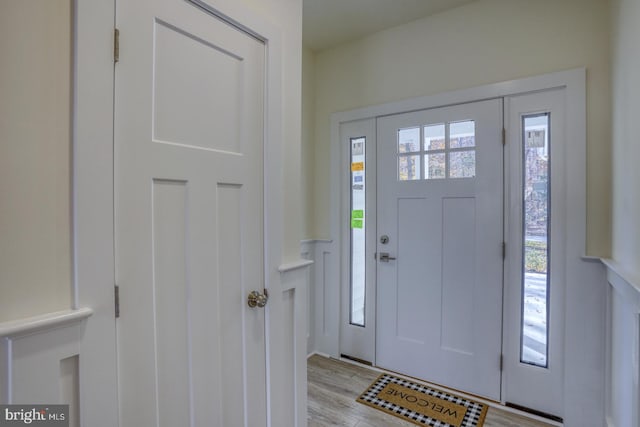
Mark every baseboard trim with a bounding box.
[506,402,563,424]
[307,351,330,359]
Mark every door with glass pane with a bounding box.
[340,119,376,363]
[376,99,504,400]
[504,90,565,418]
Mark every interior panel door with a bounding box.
[115,0,267,425]
[376,99,504,400]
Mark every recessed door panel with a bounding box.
[396,197,432,344]
[441,197,476,355]
[153,20,243,152]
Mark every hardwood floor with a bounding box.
[307,354,557,427]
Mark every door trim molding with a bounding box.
[74,0,119,424]
[328,68,606,425]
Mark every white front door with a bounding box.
[115,0,267,425]
[376,99,504,400]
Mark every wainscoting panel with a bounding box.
[301,240,339,357]
[0,308,92,427]
[604,259,640,427]
[300,241,314,355]
[278,259,313,427]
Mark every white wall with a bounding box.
[606,0,640,425]
[610,0,640,281]
[0,0,73,322]
[302,48,316,240]
[605,266,640,427]
[309,0,611,257]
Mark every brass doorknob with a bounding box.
[247,290,268,308]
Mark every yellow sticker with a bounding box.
[351,162,364,172]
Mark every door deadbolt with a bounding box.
[380,235,389,244]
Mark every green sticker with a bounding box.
[351,219,363,229]
[352,210,364,219]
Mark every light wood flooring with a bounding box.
[308,354,557,427]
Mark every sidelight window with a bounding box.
[520,114,550,368]
[350,137,366,326]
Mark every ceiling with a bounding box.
[303,0,478,51]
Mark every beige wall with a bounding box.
[309,0,611,256]
[238,0,304,262]
[0,0,73,322]
[279,0,303,261]
[610,0,640,279]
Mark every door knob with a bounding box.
[247,290,269,308]
[379,252,396,262]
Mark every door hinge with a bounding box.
[502,128,506,146]
[500,354,504,371]
[502,242,506,259]
[114,28,120,63]
[114,285,120,318]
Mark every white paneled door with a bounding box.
[376,99,504,400]
[115,0,267,426]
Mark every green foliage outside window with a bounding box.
[524,240,547,273]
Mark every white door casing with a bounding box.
[376,99,504,400]
[115,0,267,425]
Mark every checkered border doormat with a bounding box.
[357,373,488,427]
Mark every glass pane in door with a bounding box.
[521,114,550,367]
[350,137,366,326]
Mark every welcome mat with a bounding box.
[357,374,488,427]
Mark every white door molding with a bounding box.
[74,0,119,424]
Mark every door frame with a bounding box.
[76,0,293,425]
[328,68,592,412]
[74,0,118,424]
